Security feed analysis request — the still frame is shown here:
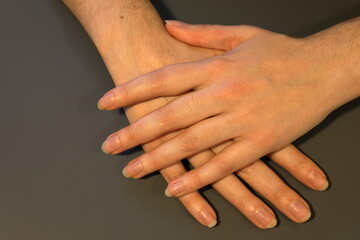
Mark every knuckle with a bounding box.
[204,58,231,76]
[237,162,256,177]
[165,170,183,182]
[294,157,310,174]
[214,159,234,175]
[143,151,162,171]
[148,69,167,89]
[121,84,131,99]
[252,130,278,151]
[179,132,200,152]
[212,82,242,103]
[121,126,137,143]
[158,105,176,126]
[188,170,203,189]
[180,194,198,207]
[198,24,210,32]
[273,186,288,202]
[181,94,197,111]
[213,57,231,69]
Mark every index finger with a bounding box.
[97,60,209,110]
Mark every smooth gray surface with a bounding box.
[0,0,359,239]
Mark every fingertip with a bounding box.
[164,188,173,197]
[98,93,115,110]
[198,208,217,228]
[254,207,277,229]
[101,135,119,154]
[207,220,217,228]
[308,170,329,191]
[165,20,187,27]
[288,200,312,223]
[165,180,185,197]
[319,180,329,191]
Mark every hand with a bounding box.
[98,22,329,227]
[98,22,336,200]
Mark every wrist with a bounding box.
[304,18,360,111]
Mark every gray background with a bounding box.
[0,0,359,239]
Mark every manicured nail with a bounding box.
[199,208,217,228]
[98,93,115,110]
[122,160,143,178]
[308,170,329,191]
[288,200,311,222]
[165,20,186,27]
[165,180,184,197]
[254,207,277,229]
[101,135,120,154]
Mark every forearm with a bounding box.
[63,0,178,124]
[62,0,178,84]
[305,17,360,111]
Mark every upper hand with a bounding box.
[100,21,330,226]
[98,22,332,197]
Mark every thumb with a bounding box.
[165,20,266,51]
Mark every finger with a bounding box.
[138,125,218,228]
[122,115,237,178]
[212,141,311,224]
[268,144,329,191]
[165,21,267,51]
[98,62,209,110]
[236,161,312,223]
[101,91,224,155]
[164,139,267,198]
[188,149,277,229]
[160,162,217,228]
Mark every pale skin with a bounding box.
[63,0,331,229]
[99,17,360,199]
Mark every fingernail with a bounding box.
[288,200,311,222]
[165,20,186,27]
[98,93,115,110]
[165,180,184,197]
[101,135,120,154]
[123,160,143,178]
[254,207,277,229]
[199,208,217,228]
[308,170,329,191]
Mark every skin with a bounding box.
[63,0,329,229]
[99,18,360,200]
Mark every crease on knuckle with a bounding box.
[214,159,233,175]
[141,151,160,173]
[188,170,203,190]
[273,186,288,202]
[181,94,197,112]
[253,131,277,152]
[148,69,167,89]
[179,132,200,152]
[180,194,199,208]
[237,162,256,178]
[233,197,249,210]
[121,84,131,99]
[165,170,184,182]
[121,126,137,143]
[158,105,176,126]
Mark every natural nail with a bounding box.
[165,180,184,197]
[288,200,311,222]
[123,160,143,178]
[199,208,217,228]
[165,20,186,27]
[308,170,329,191]
[255,207,277,229]
[98,93,115,110]
[101,135,120,154]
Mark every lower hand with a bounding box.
[98,22,328,227]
